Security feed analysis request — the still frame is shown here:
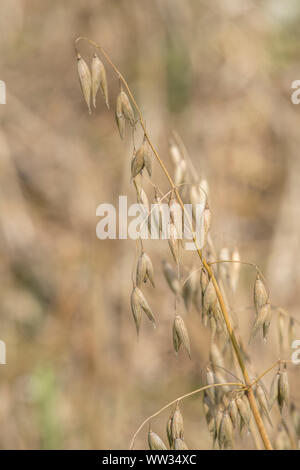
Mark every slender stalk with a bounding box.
[130,382,244,450]
[75,37,273,450]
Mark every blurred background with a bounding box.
[0,0,300,449]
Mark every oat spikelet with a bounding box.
[206,366,216,404]
[249,303,271,342]
[91,53,109,109]
[148,430,167,450]
[77,53,92,114]
[254,274,268,315]
[269,371,280,409]
[120,90,135,126]
[203,279,217,317]
[171,403,184,440]
[131,286,156,331]
[115,92,125,139]
[236,395,250,426]
[168,223,180,264]
[131,287,142,335]
[278,366,289,412]
[131,149,144,180]
[166,415,173,448]
[136,252,155,288]
[219,411,234,449]
[228,399,238,428]
[256,383,272,426]
[174,438,188,450]
[173,314,191,358]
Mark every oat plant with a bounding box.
[74,37,299,450]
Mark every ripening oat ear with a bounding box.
[115,92,125,138]
[77,54,92,114]
[269,371,280,409]
[119,90,135,126]
[256,383,272,426]
[219,411,234,449]
[236,395,251,426]
[249,303,271,342]
[91,53,109,109]
[171,403,184,440]
[278,365,289,412]
[254,274,269,315]
[166,415,173,449]
[131,286,156,333]
[174,438,188,450]
[228,399,238,429]
[148,430,167,450]
[136,252,155,288]
[172,314,191,358]
[131,148,145,179]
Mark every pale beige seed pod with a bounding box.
[131,287,143,335]
[182,269,199,311]
[249,303,271,342]
[278,366,289,412]
[173,314,191,358]
[228,399,238,428]
[91,53,109,109]
[136,252,154,288]
[203,279,217,317]
[214,405,223,448]
[171,403,184,440]
[236,395,250,426]
[162,261,181,295]
[115,92,125,139]
[166,415,173,448]
[148,430,167,450]
[219,411,234,449]
[120,90,135,126]
[168,223,180,264]
[169,198,183,239]
[172,320,180,354]
[131,149,145,180]
[269,371,280,409]
[256,383,272,426]
[174,438,188,450]
[254,274,268,315]
[77,54,92,114]
[262,304,272,342]
[133,286,156,327]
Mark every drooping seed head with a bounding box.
[115,92,125,138]
[91,53,109,109]
[219,411,234,450]
[236,395,250,426]
[173,314,191,358]
[171,403,184,440]
[148,430,167,450]
[254,274,268,315]
[269,371,280,409]
[77,54,92,114]
[120,90,135,126]
[278,366,289,412]
[174,438,188,450]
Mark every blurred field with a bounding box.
[0,0,300,449]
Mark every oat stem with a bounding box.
[75,37,273,450]
[130,382,244,450]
